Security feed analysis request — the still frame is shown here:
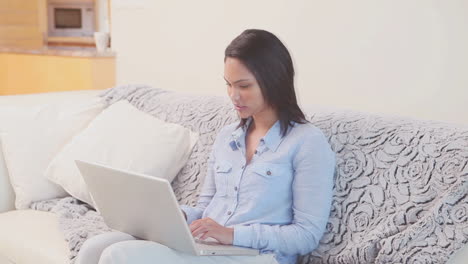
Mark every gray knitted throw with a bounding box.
[32,84,468,264]
[30,197,111,262]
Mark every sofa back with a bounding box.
[101,85,468,263]
[304,111,468,263]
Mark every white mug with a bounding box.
[94,32,109,52]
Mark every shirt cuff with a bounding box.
[180,205,203,225]
[233,225,253,248]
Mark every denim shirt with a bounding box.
[181,117,336,264]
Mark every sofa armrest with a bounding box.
[0,141,15,213]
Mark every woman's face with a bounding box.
[224,57,270,120]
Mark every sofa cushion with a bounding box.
[1,98,105,209]
[0,90,103,212]
[45,100,198,206]
[0,210,69,264]
[0,140,15,214]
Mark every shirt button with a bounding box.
[254,150,258,154]
[266,170,272,176]
[227,211,232,215]
[241,165,245,169]
[234,186,238,191]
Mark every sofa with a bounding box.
[0,85,467,264]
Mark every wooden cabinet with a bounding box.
[0,49,115,95]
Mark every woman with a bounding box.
[77,29,335,264]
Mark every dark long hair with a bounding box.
[224,29,307,137]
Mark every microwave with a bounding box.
[48,2,95,37]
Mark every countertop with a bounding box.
[0,46,115,58]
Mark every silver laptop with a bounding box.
[75,160,259,256]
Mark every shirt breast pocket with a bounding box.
[251,162,291,182]
[214,161,232,197]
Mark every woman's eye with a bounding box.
[239,84,249,88]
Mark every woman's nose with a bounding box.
[229,87,240,101]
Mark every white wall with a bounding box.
[111,0,468,125]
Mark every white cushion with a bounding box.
[0,90,102,213]
[45,100,199,206]
[0,139,15,213]
[0,104,49,213]
[0,98,105,209]
[0,210,69,264]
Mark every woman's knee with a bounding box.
[99,240,177,264]
[75,231,136,264]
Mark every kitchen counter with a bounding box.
[0,46,115,58]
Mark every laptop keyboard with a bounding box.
[194,238,223,246]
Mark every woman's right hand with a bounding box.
[190,217,234,245]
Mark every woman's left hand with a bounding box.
[190,217,234,245]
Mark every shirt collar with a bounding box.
[262,119,284,152]
[231,117,252,141]
[230,117,285,152]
